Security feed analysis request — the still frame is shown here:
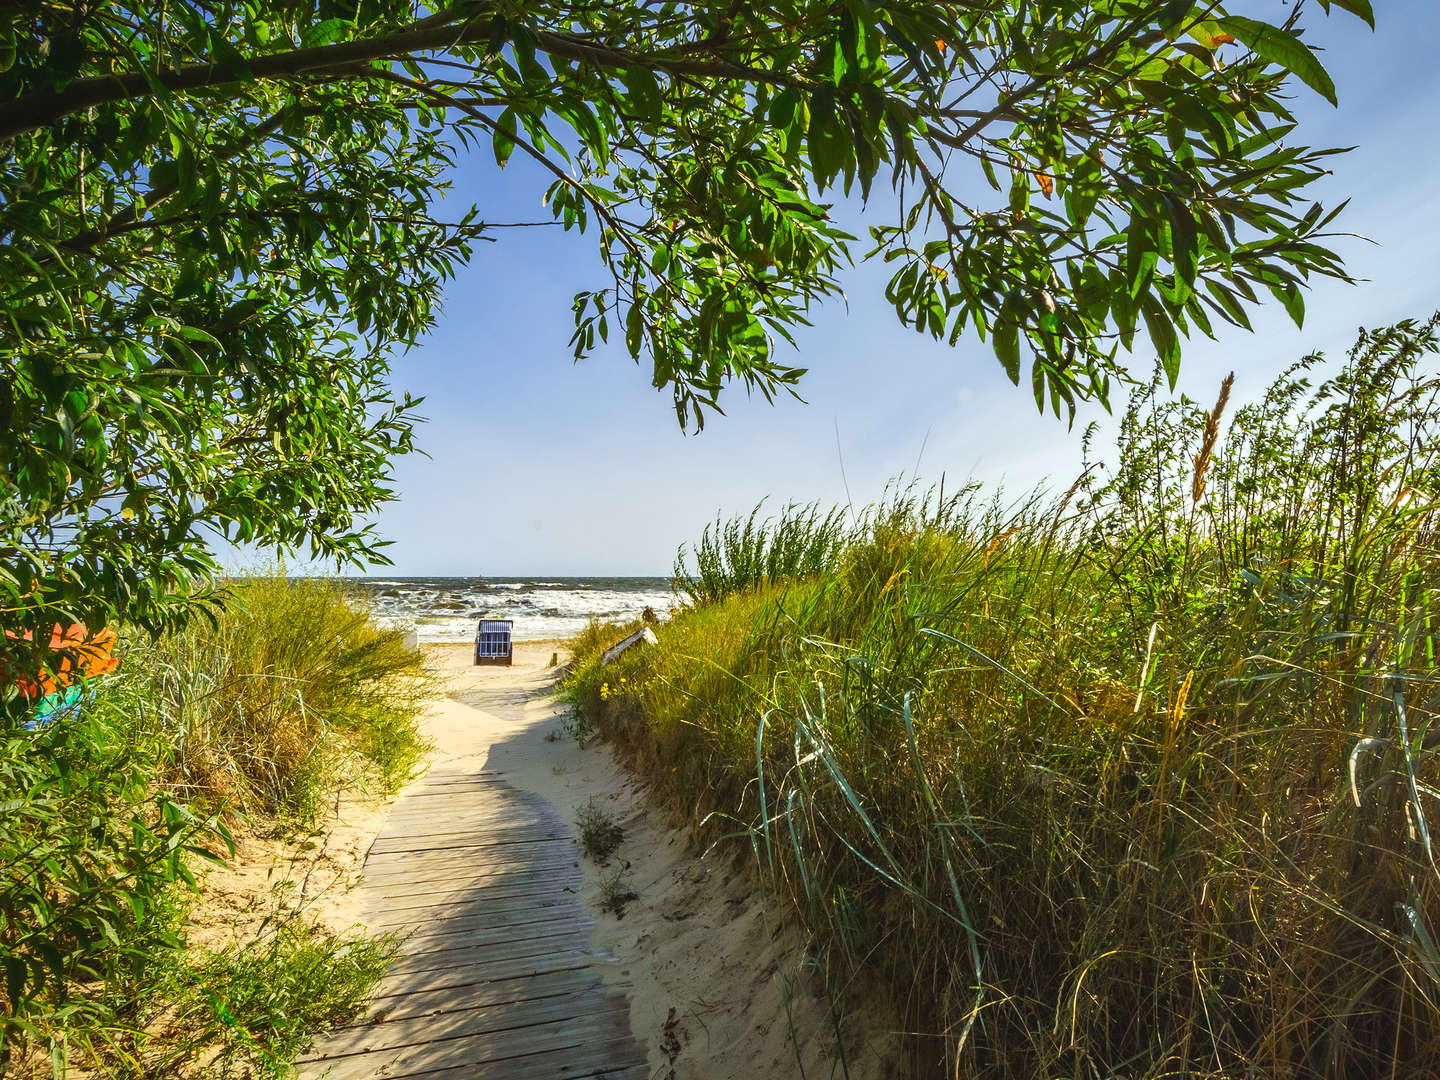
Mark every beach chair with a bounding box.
[474,619,514,666]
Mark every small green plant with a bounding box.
[559,704,594,747]
[576,798,625,862]
[597,868,638,918]
[134,920,397,1078]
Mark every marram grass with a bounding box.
[566,316,1440,1079]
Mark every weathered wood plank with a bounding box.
[367,884,579,918]
[362,835,570,858]
[302,1010,639,1080]
[398,919,582,957]
[362,853,577,885]
[300,731,644,1079]
[386,929,594,975]
[361,864,578,897]
[299,988,622,1060]
[371,946,598,999]
[357,965,608,1023]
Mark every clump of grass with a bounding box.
[140,573,434,824]
[598,868,638,918]
[674,500,849,606]
[567,316,1440,1078]
[576,797,625,862]
[143,923,396,1078]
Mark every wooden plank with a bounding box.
[412,771,502,783]
[299,988,621,1060]
[368,817,558,846]
[323,1049,646,1080]
[399,911,575,949]
[372,949,596,1000]
[358,965,608,1023]
[365,893,577,929]
[367,870,578,904]
[362,853,573,886]
[368,806,552,829]
[380,796,542,818]
[404,777,505,790]
[368,884,578,914]
[366,822,571,846]
[358,858,573,892]
[367,827,570,856]
[301,1009,639,1080]
[363,835,573,870]
[398,919,582,957]
[365,817,555,852]
[366,846,578,880]
[363,855,573,882]
[385,930,595,975]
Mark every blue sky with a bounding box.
[367,3,1440,577]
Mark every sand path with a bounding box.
[297,644,646,1079]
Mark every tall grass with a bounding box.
[675,501,849,606]
[1,575,428,1076]
[567,315,1440,1078]
[141,573,433,823]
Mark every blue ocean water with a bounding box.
[345,576,674,642]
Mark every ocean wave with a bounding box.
[359,577,672,643]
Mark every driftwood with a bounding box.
[601,627,658,666]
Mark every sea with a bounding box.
[344,576,677,643]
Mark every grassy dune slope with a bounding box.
[566,317,1440,1079]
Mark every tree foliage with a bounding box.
[0,0,1371,653]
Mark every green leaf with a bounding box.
[301,18,352,48]
[625,303,644,357]
[492,107,518,169]
[993,321,1021,384]
[1166,195,1198,292]
[1322,0,1375,29]
[1141,295,1181,386]
[1217,15,1338,106]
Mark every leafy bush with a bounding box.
[0,700,228,1075]
[1,574,426,1075]
[568,317,1440,1078]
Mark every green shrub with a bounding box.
[568,316,1440,1078]
[1,574,425,1075]
[130,917,397,1079]
[0,682,230,1075]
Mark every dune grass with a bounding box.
[138,573,433,824]
[565,316,1440,1079]
[1,575,428,1077]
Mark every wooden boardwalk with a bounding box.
[298,755,646,1079]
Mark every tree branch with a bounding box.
[0,16,802,142]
